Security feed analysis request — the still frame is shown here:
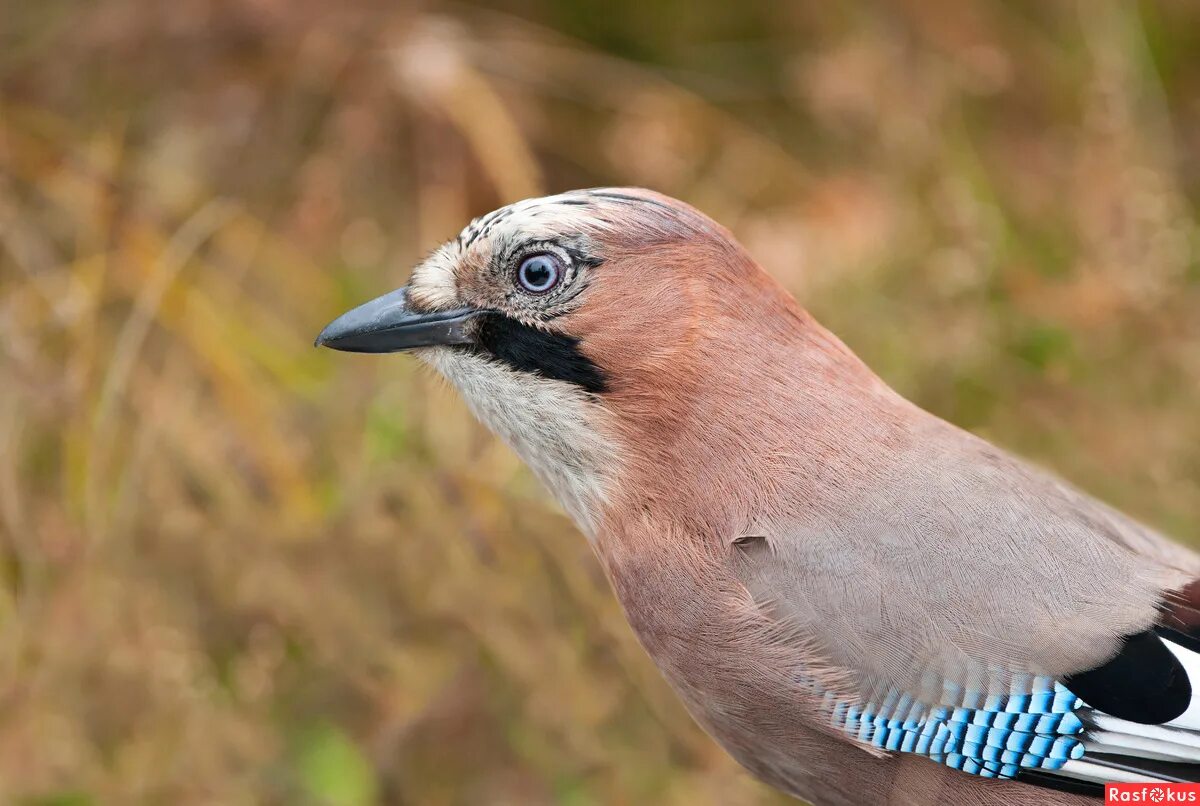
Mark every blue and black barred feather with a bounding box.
[820,627,1200,795]
[824,682,1085,779]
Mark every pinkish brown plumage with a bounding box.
[318,188,1200,804]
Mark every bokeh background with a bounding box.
[2,1,1199,803]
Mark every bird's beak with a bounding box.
[314,286,484,353]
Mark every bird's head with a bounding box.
[317,188,854,537]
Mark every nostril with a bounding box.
[732,535,770,556]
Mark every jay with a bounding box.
[317,188,1200,804]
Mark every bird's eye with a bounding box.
[516,254,562,294]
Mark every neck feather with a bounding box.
[419,348,619,538]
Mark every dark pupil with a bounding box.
[521,258,555,290]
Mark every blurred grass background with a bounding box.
[1,1,1199,803]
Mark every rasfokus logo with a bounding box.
[1106,784,1200,803]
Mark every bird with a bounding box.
[317,188,1200,804]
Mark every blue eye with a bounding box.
[516,254,562,293]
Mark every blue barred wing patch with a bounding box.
[823,682,1086,779]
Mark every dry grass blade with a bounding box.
[85,199,238,541]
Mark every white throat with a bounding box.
[418,349,618,539]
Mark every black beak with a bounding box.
[314,287,484,353]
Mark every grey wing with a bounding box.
[735,425,1200,790]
